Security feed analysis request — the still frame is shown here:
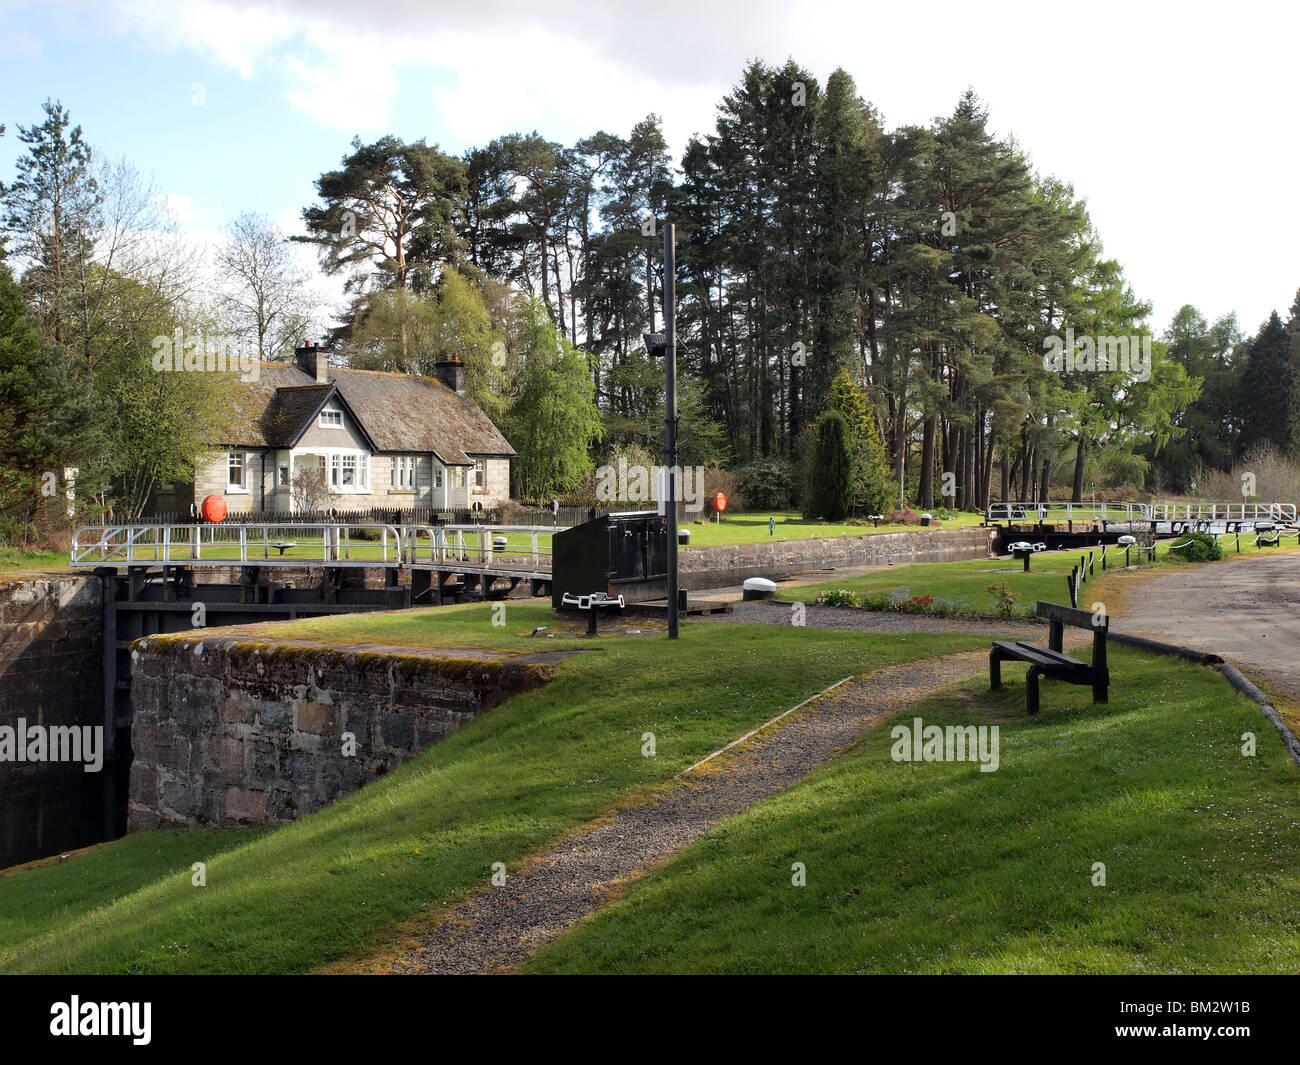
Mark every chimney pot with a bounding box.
[434,355,466,393]
[294,342,329,383]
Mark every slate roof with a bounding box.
[219,362,514,466]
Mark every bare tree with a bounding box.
[74,158,200,369]
[217,211,314,360]
[290,464,331,513]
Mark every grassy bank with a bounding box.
[0,603,983,974]
[0,547,70,574]
[681,509,985,547]
[779,551,1087,616]
[529,647,1300,974]
[780,536,1300,617]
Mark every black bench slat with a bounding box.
[1012,641,1085,668]
[1036,600,1107,631]
[990,601,1109,714]
[991,640,1085,671]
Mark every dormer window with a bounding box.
[320,409,343,428]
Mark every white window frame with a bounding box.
[473,458,486,491]
[319,409,343,429]
[432,464,443,489]
[308,448,371,494]
[227,452,248,493]
[390,455,416,490]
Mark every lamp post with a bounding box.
[643,222,680,638]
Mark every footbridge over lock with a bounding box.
[985,501,1298,551]
[68,520,557,840]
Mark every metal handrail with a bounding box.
[987,500,1297,525]
[70,522,559,570]
[71,522,405,567]
[985,501,1153,523]
[1147,501,1297,522]
[420,524,562,568]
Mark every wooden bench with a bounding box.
[990,601,1108,714]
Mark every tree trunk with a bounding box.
[918,413,936,509]
[1071,436,1086,502]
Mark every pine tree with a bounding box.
[804,410,853,521]
[0,99,100,345]
[0,264,107,537]
[1238,312,1299,456]
[828,368,892,515]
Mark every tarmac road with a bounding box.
[1115,552,1300,701]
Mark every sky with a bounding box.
[0,0,1296,333]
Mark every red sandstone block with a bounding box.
[128,764,158,805]
[223,786,268,823]
[295,700,336,736]
[154,733,191,772]
[127,804,161,833]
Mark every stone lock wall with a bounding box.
[678,526,995,588]
[0,575,107,868]
[127,636,553,830]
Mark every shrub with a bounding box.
[803,411,853,521]
[737,459,796,510]
[1171,530,1222,563]
[816,588,862,608]
[984,582,1020,617]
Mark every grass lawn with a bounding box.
[780,550,1090,615]
[0,547,70,574]
[527,646,1300,974]
[779,536,1300,616]
[0,602,985,974]
[681,509,985,548]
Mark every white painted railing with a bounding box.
[987,500,1297,526]
[986,501,1153,523]
[1147,501,1296,523]
[414,524,561,569]
[70,522,560,570]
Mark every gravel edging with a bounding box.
[382,648,992,975]
[1219,663,1300,766]
[1107,631,1223,665]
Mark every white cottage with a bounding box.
[151,344,513,516]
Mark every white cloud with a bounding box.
[0,29,42,59]
[84,0,1300,330]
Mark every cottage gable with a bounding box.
[162,347,514,518]
[219,357,513,463]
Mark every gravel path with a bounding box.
[387,647,993,975]
[1110,552,1300,701]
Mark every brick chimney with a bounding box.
[294,341,329,383]
[434,354,465,393]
